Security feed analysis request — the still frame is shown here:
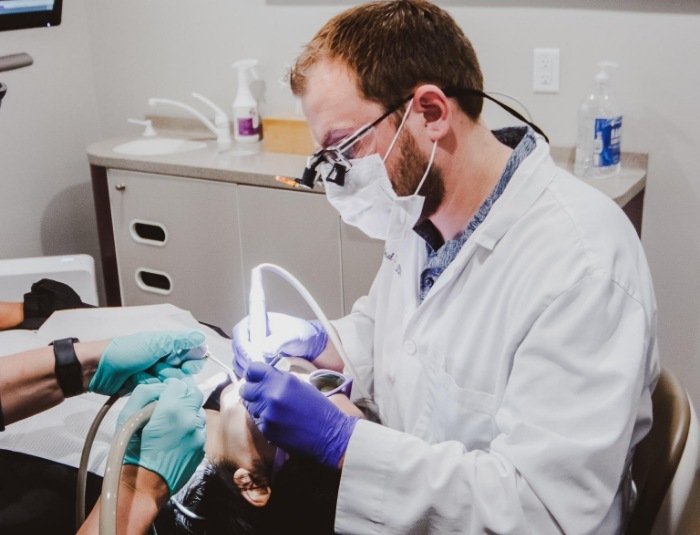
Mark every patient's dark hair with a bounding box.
[154,456,341,535]
[154,400,379,535]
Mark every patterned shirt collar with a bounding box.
[417,126,537,301]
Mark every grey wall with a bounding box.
[2,0,700,408]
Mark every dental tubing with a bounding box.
[76,398,156,535]
[100,402,157,535]
[76,394,120,528]
[250,263,369,401]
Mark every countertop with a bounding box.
[87,132,647,206]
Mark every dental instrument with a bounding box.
[248,263,369,400]
[205,350,237,383]
[248,265,269,363]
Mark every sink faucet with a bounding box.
[148,92,232,146]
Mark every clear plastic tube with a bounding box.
[76,394,120,529]
[99,402,157,535]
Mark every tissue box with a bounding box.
[261,115,315,155]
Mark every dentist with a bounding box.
[234,1,659,533]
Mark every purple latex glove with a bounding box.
[231,312,328,378]
[239,361,357,469]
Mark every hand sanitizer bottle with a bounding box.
[574,61,623,178]
[232,59,260,143]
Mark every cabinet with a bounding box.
[107,169,246,332]
[93,167,384,333]
[237,185,344,319]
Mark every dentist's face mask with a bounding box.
[291,88,550,240]
[317,99,438,241]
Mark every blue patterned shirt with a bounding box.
[417,127,537,302]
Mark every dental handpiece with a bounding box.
[248,266,269,363]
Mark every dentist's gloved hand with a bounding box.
[116,377,206,495]
[239,361,357,469]
[89,330,207,395]
[231,312,328,378]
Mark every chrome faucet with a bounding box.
[148,92,232,146]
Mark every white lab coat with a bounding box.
[332,137,659,535]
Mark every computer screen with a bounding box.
[0,0,62,31]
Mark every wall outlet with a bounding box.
[533,48,560,93]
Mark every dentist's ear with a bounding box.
[412,84,450,141]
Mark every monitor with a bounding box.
[0,0,62,31]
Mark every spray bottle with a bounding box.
[574,61,623,178]
[232,59,260,143]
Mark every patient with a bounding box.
[154,376,378,535]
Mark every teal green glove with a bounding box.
[88,330,207,395]
[116,377,206,495]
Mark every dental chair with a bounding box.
[626,368,700,535]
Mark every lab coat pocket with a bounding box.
[426,364,497,448]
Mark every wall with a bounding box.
[0,1,102,289]
[3,1,700,408]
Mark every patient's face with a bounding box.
[202,380,276,507]
[207,370,364,506]
[217,381,276,473]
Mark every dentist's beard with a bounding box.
[392,131,444,222]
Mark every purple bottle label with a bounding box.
[237,116,259,137]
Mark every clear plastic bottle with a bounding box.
[574,61,623,178]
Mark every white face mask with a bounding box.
[323,103,438,241]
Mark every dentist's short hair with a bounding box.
[289,0,484,121]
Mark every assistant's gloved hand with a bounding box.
[116,377,206,495]
[239,361,357,469]
[231,312,328,378]
[89,330,207,395]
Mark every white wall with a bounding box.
[3,0,700,408]
[0,1,101,277]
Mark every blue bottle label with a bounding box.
[594,116,622,167]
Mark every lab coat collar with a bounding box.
[470,136,558,251]
[385,136,557,312]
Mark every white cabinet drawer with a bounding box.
[107,169,245,332]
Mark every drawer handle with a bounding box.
[135,268,173,295]
[115,183,126,191]
[130,220,168,246]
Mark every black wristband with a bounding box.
[50,337,83,398]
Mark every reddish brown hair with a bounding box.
[290,0,484,120]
